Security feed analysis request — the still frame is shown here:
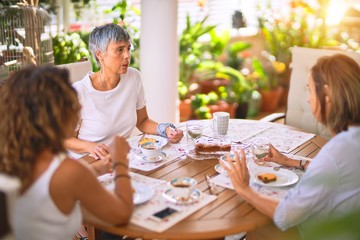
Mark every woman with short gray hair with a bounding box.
[65,23,183,165]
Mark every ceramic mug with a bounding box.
[212,111,230,136]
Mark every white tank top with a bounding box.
[13,155,82,240]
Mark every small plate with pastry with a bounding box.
[252,167,299,187]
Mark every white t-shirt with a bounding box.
[13,155,82,240]
[274,126,360,238]
[70,67,146,158]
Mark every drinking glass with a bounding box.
[251,137,270,166]
[186,120,203,153]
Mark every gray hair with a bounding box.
[89,23,131,63]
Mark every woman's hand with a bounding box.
[109,136,130,167]
[220,149,250,194]
[88,143,110,160]
[263,144,292,167]
[91,155,113,176]
[166,127,184,143]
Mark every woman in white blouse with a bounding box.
[221,54,360,239]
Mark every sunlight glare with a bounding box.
[326,1,347,26]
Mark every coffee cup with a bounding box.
[140,142,161,159]
[212,111,230,136]
[170,177,197,200]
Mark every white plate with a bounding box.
[162,188,202,205]
[141,151,166,163]
[133,182,154,205]
[215,164,228,176]
[97,174,154,205]
[252,168,299,187]
[138,135,168,148]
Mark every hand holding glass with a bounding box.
[251,137,270,165]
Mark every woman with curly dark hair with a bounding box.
[0,65,134,240]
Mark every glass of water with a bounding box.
[251,137,270,166]
[186,120,203,153]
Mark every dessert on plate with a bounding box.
[194,136,231,155]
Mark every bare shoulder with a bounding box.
[55,156,97,185]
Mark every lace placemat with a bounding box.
[176,120,315,160]
[243,127,315,154]
[201,120,272,143]
[127,173,217,233]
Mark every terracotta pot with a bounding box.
[259,87,283,112]
[179,99,192,122]
[208,100,236,118]
[198,79,230,94]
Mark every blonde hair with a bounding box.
[0,65,80,186]
[311,54,360,134]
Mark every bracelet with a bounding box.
[113,162,128,170]
[114,174,131,181]
[157,123,176,138]
[299,159,308,171]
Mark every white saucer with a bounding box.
[141,151,166,163]
[214,164,228,176]
[162,188,202,205]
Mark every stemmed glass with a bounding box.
[251,137,270,166]
[186,120,203,154]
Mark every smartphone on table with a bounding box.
[149,207,179,222]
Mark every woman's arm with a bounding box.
[220,150,279,219]
[65,134,109,160]
[53,137,134,225]
[136,107,184,143]
[263,145,309,170]
[136,107,158,134]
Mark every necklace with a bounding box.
[99,71,106,89]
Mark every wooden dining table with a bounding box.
[82,119,327,240]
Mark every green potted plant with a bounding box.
[179,14,216,91]
[178,14,217,121]
[225,41,252,70]
[195,61,252,118]
[250,56,286,112]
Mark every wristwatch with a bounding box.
[299,159,308,171]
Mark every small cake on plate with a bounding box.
[194,136,231,154]
[257,173,277,183]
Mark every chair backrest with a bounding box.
[0,174,20,239]
[57,60,92,83]
[286,47,360,139]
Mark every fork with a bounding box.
[205,174,220,195]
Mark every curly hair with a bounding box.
[0,65,80,186]
[311,54,360,134]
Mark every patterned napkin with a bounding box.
[129,173,217,233]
